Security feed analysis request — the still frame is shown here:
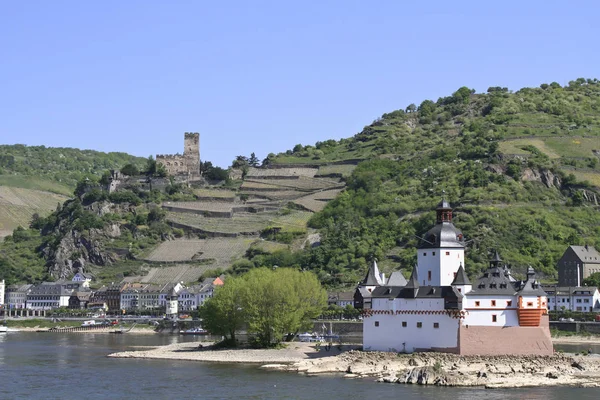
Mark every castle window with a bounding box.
[527,302,533,307]
[417,322,422,328]
[433,322,439,329]
[491,300,496,306]
[507,300,512,306]
[446,252,450,256]
[402,321,407,327]
[428,271,432,281]
[374,321,379,327]
[423,252,426,256]
[458,288,461,293]
[432,252,436,256]
[492,315,497,323]
[475,301,480,307]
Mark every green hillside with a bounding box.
[0,144,148,193]
[0,145,147,240]
[261,78,600,285]
[2,79,600,288]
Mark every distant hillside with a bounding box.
[0,144,147,239]
[0,144,147,192]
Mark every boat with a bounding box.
[297,332,325,342]
[0,325,7,333]
[179,327,208,335]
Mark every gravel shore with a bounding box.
[108,341,325,363]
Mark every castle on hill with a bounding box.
[358,200,553,356]
[156,132,200,177]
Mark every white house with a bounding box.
[545,286,600,312]
[5,284,32,309]
[362,200,553,356]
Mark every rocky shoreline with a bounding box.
[106,340,600,388]
[282,350,600,388]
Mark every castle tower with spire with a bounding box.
[416,199,465,286]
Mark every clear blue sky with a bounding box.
[1,1,598,167]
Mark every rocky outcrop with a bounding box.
[521,168,562,188]
[45,229,117,279]
[284,350,600,388]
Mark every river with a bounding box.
[0,332,598,399]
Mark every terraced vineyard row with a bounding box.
[163,201,235,212]
[246,167,318,178]
[167,212,270,234]
[192,188,236,199]
[316,164,357,177]
[144,237,252,264]
[292,188,344,212]
[244,177,343,191]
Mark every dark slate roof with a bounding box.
[386,271,408,286]
[568,245,600,264]
[405,266,419,289]
[543,286,600,296]
[516,266,547,296]
[360,260,383,286]
[418,222,465,249]
[467,265,518,296]
[491,250,502,263]
[371,285,461,305]
[451,264,470,285]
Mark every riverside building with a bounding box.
[361,200,553,356]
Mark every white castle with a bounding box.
[360,200,553,356]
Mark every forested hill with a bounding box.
[0,144,147,195]
[0,145,147,239]
[265,78,600,284]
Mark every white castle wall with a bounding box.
[463,295,519,327]
[364,297,460,353]
[417,248,464,286]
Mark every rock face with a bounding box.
[45,229,117,279]
[521,168,562,188]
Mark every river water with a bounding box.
[0,332,598,400]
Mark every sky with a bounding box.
[1,1,599,168]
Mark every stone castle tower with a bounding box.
[156,132,200,177]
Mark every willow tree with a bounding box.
[241,268,327,347]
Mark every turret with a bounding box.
[416,199,465,286]
[451,263,471,295]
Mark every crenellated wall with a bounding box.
[156,132,200,177]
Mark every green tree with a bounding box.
[121,164,140,176]
[583,272,600,288]
[241,268,327,347]
[248,152,260,167]
[198,277,245,344]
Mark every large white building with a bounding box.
[545,286,600,312]
[362,200,553,356]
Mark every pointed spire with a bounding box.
[451,263,471,286]
[490,250,502,266]
[361,259,383,286]
[405,265,419,289]
[526,266,535,279]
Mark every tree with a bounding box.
[241,268,327,347]
[198,276,245,344]
[583,272,600,288]
[405,103,416,113]
[248,152,260,167]
[121,164,140,176]
[231,155,248,168]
